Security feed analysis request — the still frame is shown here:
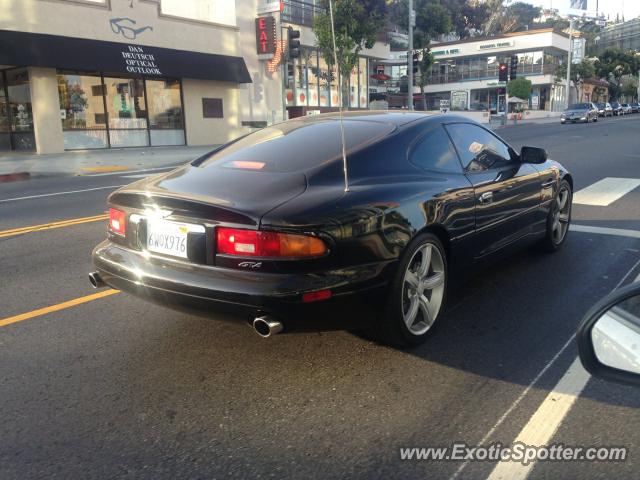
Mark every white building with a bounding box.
[371,29,570,113]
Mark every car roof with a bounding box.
[294,110,435,126]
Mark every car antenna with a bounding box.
[328,0,349,192]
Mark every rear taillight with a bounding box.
[109,208,126,236]
[216,228,327,258]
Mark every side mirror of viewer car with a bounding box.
[520,146,548,164]
[577,283,640,386]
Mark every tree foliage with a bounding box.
[482,1,541,35]
[507,77,532,100]
[594,48,640,100]
[313,0,386,105]
[555,59,596,102]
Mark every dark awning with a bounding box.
[0,29,252,83]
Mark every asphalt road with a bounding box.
[1,115,640,480]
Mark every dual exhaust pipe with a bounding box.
[89,271,283,338]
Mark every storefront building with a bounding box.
[372,29,570,113]
[0,0,385,154]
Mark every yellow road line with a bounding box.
[0,289,120,328]
[0,214,108,238]
[81,165,129,173]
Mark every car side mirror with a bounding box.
[577,283,640,386]
[520,146,548,164]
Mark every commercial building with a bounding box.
[0,0,387,154]
[596,18,640,53]
[371,29,570,113]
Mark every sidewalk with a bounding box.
[0,145,217,177]
[486,114,561,130]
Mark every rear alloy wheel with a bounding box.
[379,233,447,346]
[541,179,572,252]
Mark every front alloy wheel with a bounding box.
[552,185,571,244]
[541,179,572,252]
[402,243,446,336]
[379,233,447,346]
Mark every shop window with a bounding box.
[6,69,35,151]
[58,73,108,149]
[146,79,185,146]
[349,65,359,108]
[306,50,319,107]
[317,55,330,107]
[104,77,148,148]
[358,57,367,108]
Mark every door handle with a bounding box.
[478,192,493,204]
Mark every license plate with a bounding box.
[146,220,203,259]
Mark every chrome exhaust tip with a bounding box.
[88,271,105,289]
[252,316,283,338]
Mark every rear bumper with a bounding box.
[92,240,393,320]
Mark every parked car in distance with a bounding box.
[621,103,633,115]
[610,102,623,115]
[89,112,573,346]
[560,102,599,124]
[630,102,640,113]
[596,102,613,117]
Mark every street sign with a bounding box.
[572,37,585,64]
[409,9,416,27]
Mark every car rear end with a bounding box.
[91,117,397,327]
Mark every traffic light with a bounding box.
[499,62,508,82]
[287,27,300,59]
[412,52,419,74]
[510,55,518,81]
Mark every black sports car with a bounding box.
[91,112,573,346]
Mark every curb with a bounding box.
[0,172,31,183]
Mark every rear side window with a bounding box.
[409,126,462,173]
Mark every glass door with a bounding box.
[104,77,149,148]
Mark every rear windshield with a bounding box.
[193,119,395,173]
[569,103,591,110]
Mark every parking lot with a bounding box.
[2,114,640,479]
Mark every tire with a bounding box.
[377,233,448,347]
[540,179,572,252]
[594,116,598,122]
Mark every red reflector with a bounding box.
[109,208,126,236]
[302,290,332,303]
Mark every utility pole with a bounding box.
[407,0,414,111]
[566,18,574,109]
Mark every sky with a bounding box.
[521,0,640,20]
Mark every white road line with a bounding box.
[0,185,125,204]
[81,165,179,177]
[486,357,590,480]
[448,335,576,480]
[120,174,153,179]
[570,224,640,239]
[573,177,640,206]
[451,258,640,480]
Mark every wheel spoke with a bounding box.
[559,213,570,223]
[558,190,568,210]
[404,295,419,327]
[418,294,434,326]
[417,245,432,278]
[405,271,420,289]
[422,271,444,290]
